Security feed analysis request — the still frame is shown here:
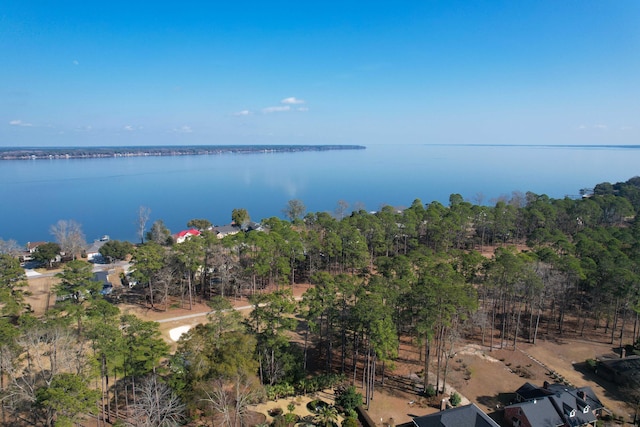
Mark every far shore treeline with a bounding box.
[2,175,640,425]
[0,144,366,160]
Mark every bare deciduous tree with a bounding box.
[137,206,151,244]
[200,375,262,427]
[155,265,177,312]
[148,219,172,246]
[0,238,21,256]
[0,323,90,424]
[201,378,233,427]
[335,199,349,220]
[127,374,185,427]
[50,219,86,259]
[283,199,306,221]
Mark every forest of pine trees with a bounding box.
[2,176,640,426]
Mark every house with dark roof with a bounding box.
[20,241,47,262]
[506,397,564,427]
[412,404,500,427]
[85,239,108,261]
[505,382,603,427]
[596,355,640,387]
[26,241,47,253]
[515,382,554,402]
[212,224,240,239]
[246,221,264,231]
[544,384,604,417]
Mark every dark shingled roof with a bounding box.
[510,398,565,427]
[413,404,499,427]
[576,386,604,412]
[545,384,604,412]
[515,382,554,401]
[507,383,600,427]
[597,355,640,385]
[550,390,597,427]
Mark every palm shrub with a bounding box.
[450,392,461,407]
[315,405,338,427]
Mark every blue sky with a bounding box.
[1,1,638,147]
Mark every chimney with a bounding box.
[621,348,626,358]
[577,391,585,400]
[543,381,550,389]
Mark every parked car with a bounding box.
[100,284,113,295]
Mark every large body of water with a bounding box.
[1,144,639,246]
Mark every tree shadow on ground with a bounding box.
[475,393,512,427]
[476,392,515,413]
[572,360,633,408]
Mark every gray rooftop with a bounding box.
[413,404,499,427]
[507,384,599,427]
[514,398,564,427]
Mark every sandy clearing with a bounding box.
[169,325,192,342]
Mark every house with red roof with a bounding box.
[173,229,201,244]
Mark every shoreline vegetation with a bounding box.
[0,144,366,160]
[3,175,640,425]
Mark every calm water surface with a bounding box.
[1,144,638,245]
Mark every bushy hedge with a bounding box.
[265,374,347,401]
[334,385,363,413]
[296,373,346,395]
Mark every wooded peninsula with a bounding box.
[0,144,366,160]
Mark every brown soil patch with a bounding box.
[522,339,635,419]
[479,243,530,258]
[123,284,312,351]
[209,410,266,426]
[25,275,56,316]
[24,265,126,316]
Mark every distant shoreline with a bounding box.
[0,144,366,160]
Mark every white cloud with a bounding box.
[124,125,135,131]
[173,125,193,133]
[262,105,291,114]
[281,97,305,105]
[9,119,33,127]
[73,60,79,66]
[297,107,309,112]
[234,110,252,116]
[577,124,611,131]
